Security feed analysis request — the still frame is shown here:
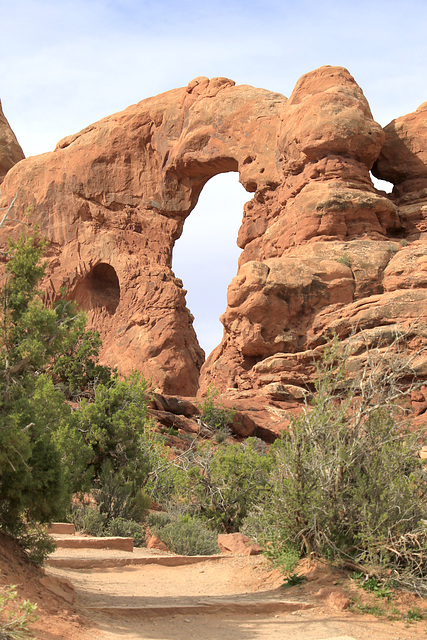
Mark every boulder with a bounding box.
[40,575,75,604]
[146,534,169,552]
[151,394,199,418]
[217,533,262,556]
[315,586,351,611]
[151,409,200,434]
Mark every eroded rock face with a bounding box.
[0,100,24,183]
[201,67,426,407]
[0,66,426,422]
[0,76,285,395]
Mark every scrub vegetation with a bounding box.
[0,231,425,602]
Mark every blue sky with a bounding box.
[1,0,426,356]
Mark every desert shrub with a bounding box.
[0,231,117,537]
[69,372,151,481]
[64,373,156,512]
[17,525,56,566]
[0,583,37,640]
[52,312,112,399]
[197,387,234,440]
[153,514,219,556]
[241,511,301,574]
[141,431,190,506]
[244,336,426,586]
[0,230,161,554]
[105,517,146,547]
[182,438,272,533]
[68,502,107,537]
[213,425,232,444]
[91,461,151,521]
[68,503,146,545]
[146,511,172,529]
[337,252,351,267]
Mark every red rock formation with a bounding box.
[0,100,24,183]
[217,533,262,556]
[373,101,427,220]
[0,67,426,433]
[201,67,426,411]
[0,76,285,395]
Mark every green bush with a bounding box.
[62,373,155,511]
[245,337,426,586]
[182,438,272,533]
[0,232,115,537]
[141,431,189,506]
[352,573,393,599]
[0,231,169,552]
[69,372,150,483]
[153,515,220,556]
[17,525,56,566]
[105,517,146,547]
[91,461,151,521]
[68,502,107,537]
[198,387,234,440]
[68,503,146,546]
[0,583,37,640]
[52,309,112,399]
[337,252,351,267]
[146,511,172,529]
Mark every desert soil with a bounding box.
[41,544,426,640]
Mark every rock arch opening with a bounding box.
[173,172,251,357]
[71,263,120,314]
[370,172,394,194]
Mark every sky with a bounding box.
[1,0,426,356]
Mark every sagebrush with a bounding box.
[244,336,426,589]
[153,514,219,556]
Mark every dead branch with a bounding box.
[0,193,17,229]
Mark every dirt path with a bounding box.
[44,544,426,640]
[90,610,425,640]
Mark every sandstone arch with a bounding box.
[0,74,286,395]
[0,66,425,416]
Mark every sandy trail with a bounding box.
[90,610,424,640]
[44,546,425,640]
[48,556,286,604]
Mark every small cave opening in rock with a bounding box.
[71,263,120,314]
[173,172,251,357]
